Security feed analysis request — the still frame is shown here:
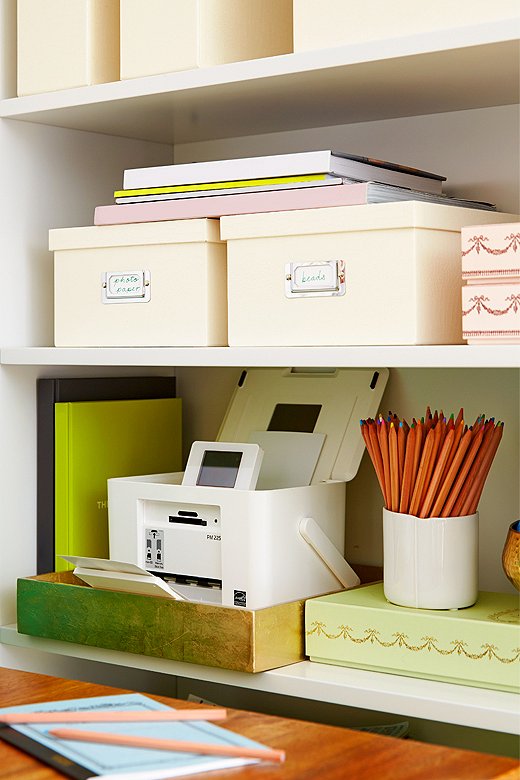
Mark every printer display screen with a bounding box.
[197,449,243,488]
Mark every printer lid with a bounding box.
[217,367,388,483]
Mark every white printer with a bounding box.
[108,367,388,610]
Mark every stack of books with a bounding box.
[94,150,496,226]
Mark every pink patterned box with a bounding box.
[462,283,520,343]
[461,222,520,283]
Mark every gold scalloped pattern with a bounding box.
[306,621,520,664]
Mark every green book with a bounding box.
[55,398,182,572]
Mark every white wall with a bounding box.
[175,104,520,214]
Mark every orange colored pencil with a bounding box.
[378,416,391,509]
[473,415,488,438]
[454,407,464,429]
[418,428,454,518]
[397,421,406,488]
[0,709,228,724]
[417,419,443,511]
[460,422,504,515]
[49,728,286,763]
[411,418,423,489]
[441,428,485,517]
[361,420,378,481]
[362,420,386,504]
[438,416,448,449]
[430,427,472,517]
[389,422,399,511]
[368,420,388,505]
[399,424,416,514]
[409,428,435,517]
[360,420,372,464]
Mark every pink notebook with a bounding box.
[94,183,372,225]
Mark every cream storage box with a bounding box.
[17,0,119,96]
[305,583,520,693]
[293,0,519,51]
[461,222,520,343]
[120,0,293,80]
[220,202,516,347]
[52,220,227,347]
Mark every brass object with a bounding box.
[502,520,520,591]
[17,572,305,673]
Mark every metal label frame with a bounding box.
[285,260,346,298]
[102,270,151,304]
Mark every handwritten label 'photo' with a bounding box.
[102,271,151,304]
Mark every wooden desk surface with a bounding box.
[0,668,518,780]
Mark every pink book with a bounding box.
[94,183,372,225]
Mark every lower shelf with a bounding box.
[1,624,517,735]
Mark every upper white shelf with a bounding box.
[1,345,520,368]
[1,20,518,143]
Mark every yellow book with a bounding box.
[55,398,182,572]
[114,174,340,203]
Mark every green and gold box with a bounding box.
[305,583,520,692]
[17,571,304,673]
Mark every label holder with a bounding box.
[285,260,346,298]
[102,270,151,304]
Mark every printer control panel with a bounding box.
[141,499,222,582]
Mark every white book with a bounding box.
[123,150,446,195]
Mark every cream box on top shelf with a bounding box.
[293,0,520,52]
[51,219,227,347]
[120,0,293,80]
[220,202,517,347]
[461,221,520,343]
[17,0,120,96]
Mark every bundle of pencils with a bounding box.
[360,408,504,518]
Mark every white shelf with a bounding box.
[1,345,520,368]
[1,625,517,735]
[1,20,518,143]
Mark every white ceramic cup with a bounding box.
[383,509,479,609]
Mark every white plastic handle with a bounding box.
[299,517,360,589]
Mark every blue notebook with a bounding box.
[0,693,266,779]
